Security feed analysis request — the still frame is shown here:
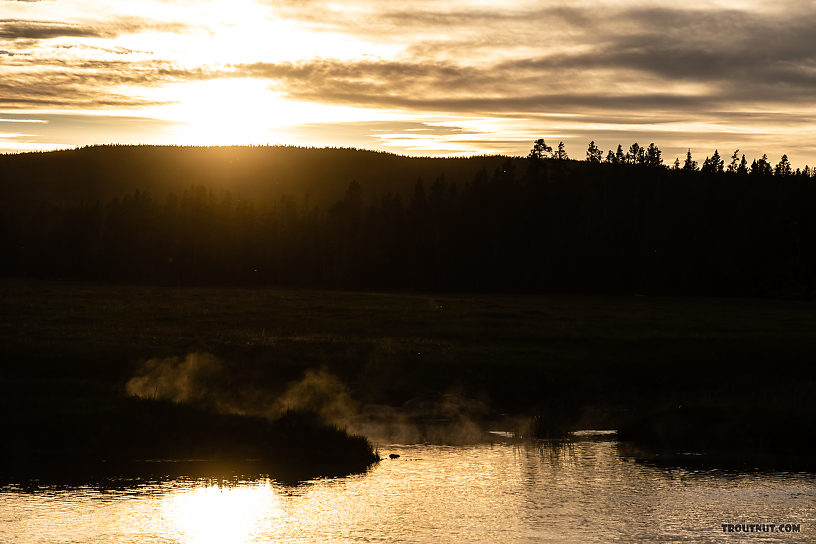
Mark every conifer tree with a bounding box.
[615,144,625,165]
[712,149,724,173]
[555,141,568,160]
[627,143,643,165]
[775,154,792,176]
[701,150,724,174]
[645,143,663,167]
[586,141,603,163]
[528,139,552,160]
[727,149,740,173]
[682,149,698,171]
[751,154,772,176]
[737,154,748,175]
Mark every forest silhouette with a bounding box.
[3,143,816,472]
[2,142,815,297]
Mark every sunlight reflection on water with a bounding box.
[1,440,814,543]
[163,483,283,544]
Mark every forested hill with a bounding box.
[2,145,816,297]
[0,145,511,208]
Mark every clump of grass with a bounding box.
[265,410,380,473]
[520,402,581,439]
[0,396,379,482]
[618,402,816,469]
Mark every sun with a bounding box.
[156,79,281,146]
[140,76,419,148]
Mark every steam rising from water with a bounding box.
[126,352,223,405]
[274,366,357,422]
[126,352,500,444]
[125,352,355,420]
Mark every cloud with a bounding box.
[3,0,816,161]
[0,58,221,109]
[260,2,816,111]
[0,112,181,153]
[0,16,188,41]
[0,19,101,39]
[280,120,487,154]
[232,59,721,116]
[7,2,815,117]
[221,1,816,134]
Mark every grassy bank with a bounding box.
[1,279,814,468]
[618,402,816,470]
[0,390,379,482]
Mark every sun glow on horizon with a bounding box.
[3,0,816,162]
[137,78,419,147]
[152,79,282,145]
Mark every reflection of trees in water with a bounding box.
[536,439,577,466]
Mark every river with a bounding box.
[1,433,813,543]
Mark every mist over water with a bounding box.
[126,353,224,405]
[124,352,491,444]
[126,353,358,422]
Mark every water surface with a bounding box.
[2,437,813,543]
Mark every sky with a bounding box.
[2,0,816,166]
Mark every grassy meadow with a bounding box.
[2,279,814,468]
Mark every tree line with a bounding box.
[3,142,816,297]
[533,138,815,178]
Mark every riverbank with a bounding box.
[2,279,814,473]
[0,393,379,482]
[618,402,816,471]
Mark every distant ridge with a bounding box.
[0,145,515,208]
[3,143,816,296]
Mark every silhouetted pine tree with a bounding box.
[727,150,740,173]
[645,143,663,168]
[682,150,698,171]
[751,154,773,176]
[737,154,749,175]
[775,155,792,177]
[701,150,724,174]
[627,143,643,165]
[586,141,603,163]
[554,141,568,160]
[615,144,626,165]
[528,139,552,160]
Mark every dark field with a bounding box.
[2,279,815,468]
